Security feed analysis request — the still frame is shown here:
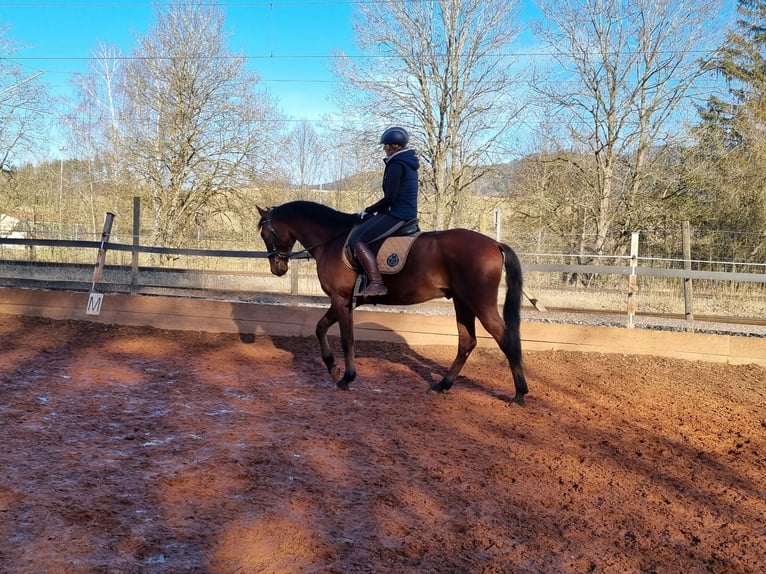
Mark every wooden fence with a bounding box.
[1,200,765,329]
[1,233,764,318]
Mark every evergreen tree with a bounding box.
[698,0,766,148]
[691,0,766,261]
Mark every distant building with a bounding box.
[0,213,27,239]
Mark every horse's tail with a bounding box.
[499,243,528,400]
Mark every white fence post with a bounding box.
[682,221,695,331]
[627,232,640,328]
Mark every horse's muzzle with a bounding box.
[269,257,289,276]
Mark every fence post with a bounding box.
[85,212,115,316]
[131,197,140,293]
[290,258,300,294]
[682,221,694,330]
[627,232,639,328]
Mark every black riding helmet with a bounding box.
[379,126,409,147]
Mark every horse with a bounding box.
[256,201,528,405]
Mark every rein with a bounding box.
[258,216,298,261]
[259,210,349,261]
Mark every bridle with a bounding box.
[258,211,295,262]
[258,207,353,262]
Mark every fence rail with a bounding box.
[1,236,764,281]
[1,236,764,330]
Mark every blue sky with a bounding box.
[3,0,358,124]
[2,0,738,161]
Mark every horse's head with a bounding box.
[257,205,296,277]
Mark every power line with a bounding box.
[8,47,722,63]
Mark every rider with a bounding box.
[348,126,420,297]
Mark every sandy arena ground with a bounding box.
[0,313,764,573]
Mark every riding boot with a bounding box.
[354,243,388,296]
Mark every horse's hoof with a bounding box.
[336,381,350,391]
[429,382,450,393]
[330,365,342,381]
[511,393,526,406]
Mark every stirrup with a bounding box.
[364,282,388,296]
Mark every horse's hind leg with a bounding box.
[432,299,477,393]
[477,306,527,406]
[316,307,342,382]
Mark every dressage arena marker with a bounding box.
[86,212,115,316]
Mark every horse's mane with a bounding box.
[274,200,360,230]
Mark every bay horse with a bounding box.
[257,201,528,404]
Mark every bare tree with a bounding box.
[64,44,126,233]
[69,43,123,153]
[0,26,48,172]
[116,1,284,253]
[286,120,324,196]
[533,0,722,256]
[333,0,524,229]
[315,119,379,211]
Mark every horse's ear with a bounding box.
[257,205,268,217]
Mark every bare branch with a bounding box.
[333,0,525,229]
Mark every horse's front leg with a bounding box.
[333,297,357,391]
[316,306,341,382]
[316,300,357,390]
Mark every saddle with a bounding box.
[342,219,421,275]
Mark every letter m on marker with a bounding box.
[86,293,103,315]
